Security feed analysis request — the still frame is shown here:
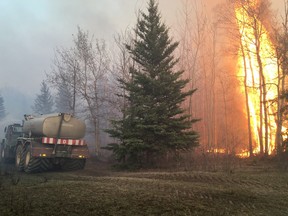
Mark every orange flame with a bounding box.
[235,0,278,156]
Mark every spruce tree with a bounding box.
[55,80,74,114]
[0,94,5,121]
[32,81,54,114]
[106,0,199,166]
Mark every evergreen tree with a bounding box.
[106,0,199,167]
[32,81,54,114]
[55,79,74,114]
[0,94,5,121]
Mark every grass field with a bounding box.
[1,159,288,216]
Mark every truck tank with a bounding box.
[22,113,85,139]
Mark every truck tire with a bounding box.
[15,145,25,171]
[24,145,52,173]
[61,158,86,171]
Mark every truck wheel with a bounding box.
[24,145,52,173]
[15,145,25,171]
[61,158,86,171]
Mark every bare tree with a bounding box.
[47,27,111,156]
[178,0,207,123]
[48,46,79,115]
[178,0,240,154]
[273,0,288,155]
[73,28,110,155]
[111,30,134,116]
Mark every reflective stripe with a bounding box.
[41,137,86,146]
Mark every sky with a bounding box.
[0,0,285,96]
[0,0,180,96]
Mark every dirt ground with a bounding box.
[0,157,288,216]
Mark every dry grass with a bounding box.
[0,159,288,216]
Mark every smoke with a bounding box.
[0,0,225,93]
[0,0,283,151]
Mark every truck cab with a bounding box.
[1,124,23,162]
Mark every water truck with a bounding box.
[0,113,89,173]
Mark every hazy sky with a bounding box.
[0,0,182,95]
[0,0,285,96]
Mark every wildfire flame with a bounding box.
[235,0,278,156]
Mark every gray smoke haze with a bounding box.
[0,0,284,95]
[0,0,180,95]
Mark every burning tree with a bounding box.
[106,0,199,167]
[234,0,280,156]
[178,0,248,156]
[186,0,284,158]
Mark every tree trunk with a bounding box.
[240,41,253,157]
